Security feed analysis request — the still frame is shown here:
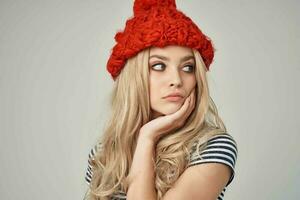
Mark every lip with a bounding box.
[163,92,184,99]
[164,96,183,102]
[163,92,183,102]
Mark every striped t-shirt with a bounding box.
[85,133,238,200]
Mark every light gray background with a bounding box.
[0,0,299,199]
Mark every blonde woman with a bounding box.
[84,1,238,200]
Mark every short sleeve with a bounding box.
[187,133,238,187]
[85,142,102,185]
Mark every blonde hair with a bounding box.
[84,47,227,200]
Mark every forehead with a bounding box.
[149,45,195,62]
[149,45,193,56]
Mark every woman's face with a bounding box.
[149,45,197,119]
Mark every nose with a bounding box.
[169,69,182,88]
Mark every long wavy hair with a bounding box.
[84,46,227,200]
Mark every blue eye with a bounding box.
[183,65,195,73]
[151,63,165,71]
[150,63,195,73]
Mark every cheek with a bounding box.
[149,84,160,106]
[185,77,197,92]
[149,75,162,103]
[149,81,166,113]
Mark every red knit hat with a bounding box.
[106,0,215,81]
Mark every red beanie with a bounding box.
[106,0,215,81]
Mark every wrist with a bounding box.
[138,129,158,144]
[127,134,156,186]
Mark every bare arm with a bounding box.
[126,132,232,200]
[124,89,232,200]
[127,89,195,200]
[127,134,157,200]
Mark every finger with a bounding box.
[168,94,191,120]
[176,96,192,125]
[168,88,196,123]
[182,89,196,120]
[190,89,196,111]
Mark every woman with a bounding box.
[84,0,238,200]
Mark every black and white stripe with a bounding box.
[187,133,238,200]
[188,133,238,187]
[85,142,102,185]
[85,134,238,200]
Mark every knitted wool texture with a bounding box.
[107,0,215,81]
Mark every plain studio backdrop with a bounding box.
[0,0,299,199]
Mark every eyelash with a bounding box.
[151,63,195,73]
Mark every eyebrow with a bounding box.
[149,55,195,62]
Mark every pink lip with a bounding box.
[164,96,183,102]
[163,92,184,98]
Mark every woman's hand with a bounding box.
[139,88,196,143]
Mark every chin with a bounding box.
[154,104,182,116]
[163,108,180,115]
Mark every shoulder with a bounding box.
[188,133,238,187]
[162,134,238,199]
